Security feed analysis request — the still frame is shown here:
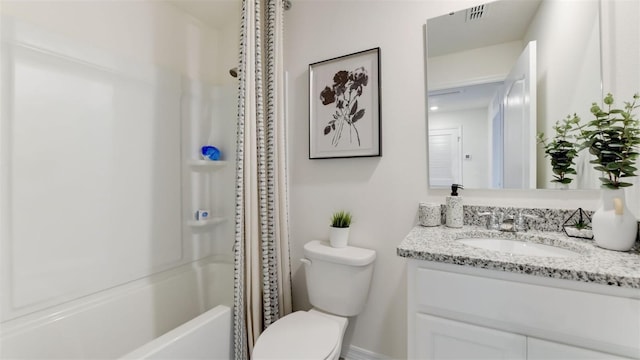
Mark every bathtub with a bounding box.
[0,256,234,359]
[120,305,231,360]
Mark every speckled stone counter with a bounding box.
[397,225,640,289]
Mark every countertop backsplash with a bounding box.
[463,205,589,232]
[427,204,639,243]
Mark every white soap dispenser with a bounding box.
[446,184,464,228]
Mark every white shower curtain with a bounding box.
[232,0,292,358]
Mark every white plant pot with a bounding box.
[592,188,638,251]
[329,227,350,248]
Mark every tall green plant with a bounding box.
[537,114,580,184]
[330,210,352,228]
[578,93,640,189]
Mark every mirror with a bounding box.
[426,0,602,190]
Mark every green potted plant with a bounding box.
[578,93,639,251]
[329,210,352,248]
[579,93,640,189]
[537,114,580,187]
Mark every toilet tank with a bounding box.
[302,240,376,317]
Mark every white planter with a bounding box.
[329,227,350,248]
[592,188,638,251]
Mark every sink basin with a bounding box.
[457,238,580,258]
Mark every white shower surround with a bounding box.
[0,1,239,358]
[0,256,234,359]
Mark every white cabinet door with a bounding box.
[528,338,632,360]
[415,313,526,359]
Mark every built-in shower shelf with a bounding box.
[187,159,227,171]
[187,217,227,228]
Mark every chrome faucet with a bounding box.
[478,209,539,232]
[503,209,540,232]
[477,209,501,231]
[500,212,517,232]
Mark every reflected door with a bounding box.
[503,41,536,189]
[428,128,462,188]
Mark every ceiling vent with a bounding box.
[466,4,486,22]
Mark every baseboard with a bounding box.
[343,345,390,360]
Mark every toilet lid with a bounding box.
[252,311,340,359]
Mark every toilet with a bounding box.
[252,240,376,360]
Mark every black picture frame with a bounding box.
[308,47,381,159]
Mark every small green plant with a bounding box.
[537,114,580,184]
[572,218,589,230]
[562,208,593,239]
[578,93,640,189]
[330,210,352,228]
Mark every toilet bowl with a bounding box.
[251,240,376,360]
[252,309,347,360]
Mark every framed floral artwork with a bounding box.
[309,48,381,159]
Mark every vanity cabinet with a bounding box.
[408,260,640,359]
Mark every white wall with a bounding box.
[0,0,238,325]
[284,0,637,358]
[0,1,225,84]
[430,108,490,188]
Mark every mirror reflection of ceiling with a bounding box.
[427,1,542,58]
[426,0,602,191]
[429,82,502,113]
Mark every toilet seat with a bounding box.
[252,311,341,359]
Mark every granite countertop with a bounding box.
[397,225,640,289]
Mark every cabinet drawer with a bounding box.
[413,265,640,357]
[415,313,526,360]
[528,337,632,360]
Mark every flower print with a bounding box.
[334,70,349,86]
[333,70,349,96]
[349,67,368,89]
[320,66,369,147]
[320,86,336,105]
